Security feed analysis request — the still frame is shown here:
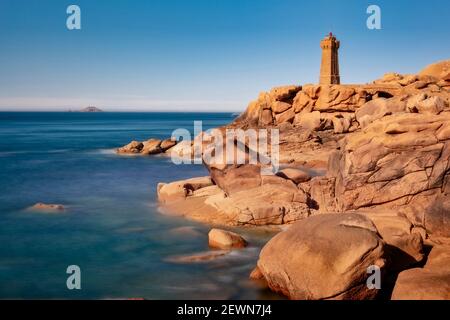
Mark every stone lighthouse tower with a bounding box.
[319,33,340,85]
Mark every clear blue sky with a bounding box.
[0,0,449,111]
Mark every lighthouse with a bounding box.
[319,32,341,85]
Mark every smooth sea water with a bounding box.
[0,112,277,299]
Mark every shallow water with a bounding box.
[0,112,278,299]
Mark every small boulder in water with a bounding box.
[28,203,66,213]
[208,228,248,250]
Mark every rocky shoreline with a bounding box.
[118,60,450,300]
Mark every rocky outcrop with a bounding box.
[158,91,450,233]
[325,112,450,238]
[256,214,387,300]
[153,64,450,228]
[208,228,248,249]
[237,84,370,130]
[235,59,449,133]
[154,60,450,300]
[159,170,313,226]
[117,137,178,155]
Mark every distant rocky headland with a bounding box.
[117,34,450,300]
[78,106,103,112]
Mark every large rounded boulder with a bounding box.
[257,213,387,300]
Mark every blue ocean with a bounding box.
[0,112,276,299]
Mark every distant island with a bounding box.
[80,106,103,112]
